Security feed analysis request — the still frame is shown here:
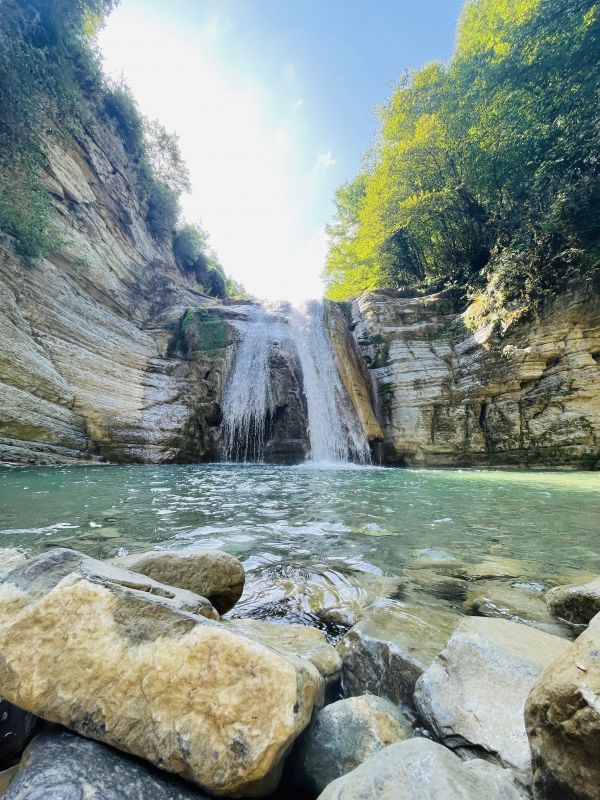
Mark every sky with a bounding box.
[99,0,465,301]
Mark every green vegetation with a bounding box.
[178,309,229,359]
[325,0,600,311]
[0,0,240,298]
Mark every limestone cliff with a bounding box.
[350,288,600,468]
[0,118,237,465]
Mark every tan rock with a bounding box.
[546,576,600,625]
[337,600,458,704]
[113,548,245,614]
[0,549,29,580]
[465,582,572,637]
[526,612,600,800]
[414,617,570,780]
[0,549,323,796]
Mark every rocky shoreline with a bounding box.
[0,545,598,798]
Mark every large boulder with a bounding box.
[0,548,324,797]
[525,611,600,800]
[113,548,244,614]
[224,619,341,687]
[337,600,458,704]
[2,727,209,799]
[414,617,569,780]
[0,699,37,768]
[546,576,600,625]
[316,738,526,800]
[289,695,413,795]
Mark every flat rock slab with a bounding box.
[224,619,341,684]
[3,728,209,799]
[0,548,324,797]
[337,600,459,704]
[316,738,526,800]
[414,617,570,780]
[113,548,245,614]
[290,695,414,794]
[465,583,572,638]
[546,576,600,625]
[526,611,600,800]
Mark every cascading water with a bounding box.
[220,301,371,464]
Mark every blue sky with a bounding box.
[99,0,464,300]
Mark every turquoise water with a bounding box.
[0,465,599,619]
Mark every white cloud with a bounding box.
[317,149,337,169]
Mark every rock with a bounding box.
[546,576,600,625]
[337,600,458,704]
[316,737,526,800]
[525,611,600,800]
[2,727,209,799]
[0,765,18,793]
[0,549,28,580]
[112,548,245,614]
[414,617,570,780]
[290,695,414,795]
[0,548,324,797]
[465,582,572,637]
[462,556,535,582]
[0,699,37,769]
[223,619,341,686]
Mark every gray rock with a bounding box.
[290,695,414,794]
[414,617,569,781]
[112,547,245,614]
[525,611,600,800]
[316,737,526,799]
[0,699,37,768]
[546,576,600,625]
[337,600,458,704]
[3,728,208,799]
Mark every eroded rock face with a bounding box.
[316,738,526,800]
[3,728,209,799]
[113,548,245,614]
[289,695,414,795]
[546,576,600,625]
[526,612,600,800]
[414,617,570,780]
[0,548,324,797]
[337,600,458,704]
[351,288,600,467]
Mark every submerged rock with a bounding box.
[526,611,600,800]
[545,576,600,625]
[465,582,572,638]
[0,699,37,769]
[0,549,29,580]
[0,548,324,797]
[2,728,209,799]
[337,600,458,704]
[414,617,569,780]
[112,547,245,614]
[316,738,526,800]
[289,695,414,795]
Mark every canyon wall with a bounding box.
[350,289,600,468]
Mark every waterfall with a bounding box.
[220,301,371,465]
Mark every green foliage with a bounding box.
[179,309,229,358]
[325,0,600,308]
[146,180,179,240]
[173,224,207,270]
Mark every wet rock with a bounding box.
[337,600,458,704]
[525,611,600,800]
[0,766,18,793]
[316,737,526,800]
[465,582,572,637]
[461,556,535,582]
[2,728,209,799]
[224,619,341,686]
[0,699,37,768]
[545,576,600,625]
[414,617,569,780]
[0,550,29,581]
[290,695,414,795]
[0,548,324,797]
[112,547,245,614]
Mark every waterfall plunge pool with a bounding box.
[1,464,598,636]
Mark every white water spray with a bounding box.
[220,301,371,464]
